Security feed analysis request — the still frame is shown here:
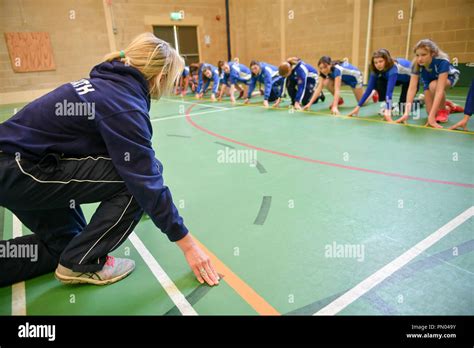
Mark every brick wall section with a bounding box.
[229,0,473,72]
[229,0,282,66]
[110,0,227,67]
[0,0,110,93]
[408,0,474,63]
[0,0,228,94]
[0,0,472,94]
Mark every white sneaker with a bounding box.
[55,256,135,286]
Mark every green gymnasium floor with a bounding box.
[0,86,473,315]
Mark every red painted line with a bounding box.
[185,104,474,189]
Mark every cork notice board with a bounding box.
[4,32,56,72]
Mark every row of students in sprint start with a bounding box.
[175,39,472,130]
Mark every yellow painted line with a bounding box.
[173,96,473,135]
[193,236,280,316]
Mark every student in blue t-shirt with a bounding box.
[348,49,412,122]
[396,39,460,128]
[304,56,376,115]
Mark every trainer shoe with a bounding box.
[319,91,326,103]
[55,256,135,286]
[372,91,379,103]
[452,105,465,113]
[329,97,344,109]
[435,109,450,123]
[392,105,400,117]
[445,100,464,114]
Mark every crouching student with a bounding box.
[244,60,285,108]
[348,49,411,122]
[279,57,325,110]
[195,63,221,102]
[304,56,374,114]
[396,39,460,128]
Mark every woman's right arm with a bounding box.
[396,74,419,123]
[97,111,219,286]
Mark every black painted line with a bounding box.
[165,274,225,315]
[255,161,267,174]
[166,134,191,138]
[253,196,272,225]
[214,141,235,149]
[286,290,345,315]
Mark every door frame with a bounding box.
[144,15,202,63]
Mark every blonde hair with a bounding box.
[411,39,449,73]
[104,32,184,99]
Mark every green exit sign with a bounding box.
[170,12,183,21]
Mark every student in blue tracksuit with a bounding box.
[244,60,285,108]
[397,39,460,127]
[187,63,200,94]
[175,65,191,96]
[304,56,372,115]
[216,67,234,100]
[278,57,325,110]
[348,49,412,122]
[449,79,473,131]
[195,62,220,102]
[0,33,219,287]
[218,60,252,104]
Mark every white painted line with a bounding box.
[151,108,230,123]
[315,206,474,316]
[161,97,231,110]
[11,214,26,316]
[12,214,22,239]
[128,232,197,315]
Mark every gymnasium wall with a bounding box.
[0,0,228,101]
[229,0,474,73]
[110,0,227,67]
[229,0,282,66]
[0,0,110,95]
[372,0,473,63]
[1,0,473,101]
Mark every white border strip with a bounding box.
[11,214,26,316]
[128,232,197,315]
[315,206,474,315]
[151,108,230,123]
[161,97,230,110]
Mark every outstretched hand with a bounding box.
[449,116,470,131]
[176,234,220,286]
